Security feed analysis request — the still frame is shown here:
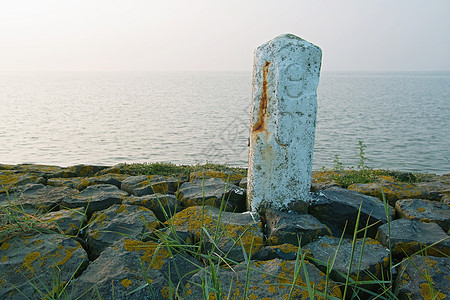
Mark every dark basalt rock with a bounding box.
[71,238,201,300]
[123,193,182,222]
[396,255,450,299]
[86,204,160,259]
[0,232,89,300]
[61,184,128,217]
[251,243,299,261]
[310,186,395,238]
[395,198,450,232]
[265,208,331,246]
[166,206,263,262]
[376,218,450,257]
[303,236,390,287]
[177,178,246,212]
[185,258,342,299]
[121,175,181,196]
[0,183,78,214]
[38,207,87,236]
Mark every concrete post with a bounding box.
[247,34,322,213]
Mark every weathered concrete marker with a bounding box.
[247,34,322,213]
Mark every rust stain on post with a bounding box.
[252,61,271,134]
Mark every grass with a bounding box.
[0,165,448,299]
[127,162,247,178]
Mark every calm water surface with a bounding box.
[0,71,449,174]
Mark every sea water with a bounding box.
[0,71,449,174]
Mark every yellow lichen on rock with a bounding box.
[419,275,446,300]
[189,170,244,184]
[56,245,80,266]
[0,242,10,251]
[115,204,128,214]
[18,251,41,273]
[120,278,132,288]
[123,239,170,270]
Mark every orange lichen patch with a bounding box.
[363,238,382,245]
[0,242,10,250]
[349,182,427,204]
[311,170,341,185]
[115,204,128,214]
[91,230,102,239]
[2,256,8,261]
[121,278,132,288]
[161,286,170,298]
[137,205,150,212]
[392,242,420,255]
[416,207,426,212]
[95,212,106,222]
[419,274,446,300]
[56,245,81,266]
[18,251,41,273]
[274,243,299,254]
[123,239,170,270]
[0,172,39,190]
[266,235,279,245]
[248,293,258,300]
[189,170,244,184]
[152,182,168,194]
[165,206,215,237]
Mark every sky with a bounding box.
[1,0,449,72]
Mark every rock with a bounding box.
[166,206,263,262]
[248,34,322,213]
[396,255,449,300]
[265,208,331,246]
[348,181,430,206]
[157,227,195,249]
[185,258,341,299]
[416,173,450,196]
[442,194,450,205]
[177,178,246,212]
[395,198,450,232]
[124,193,182,222]
[1,184,78,214]
[238,176,247,189]
[48,174,128,191]
[121,175,180,196]
[13,164,67,179]
[304,236,390,283]
[71,238,201,299]
[97,163,134,175]
[0,170,42,193]
[310,170,340,192]
[61,184,128,217]
[0,164,15,170]
[86,204,160,259]
[0,232,89,300]
[376,219,450,257]
[47,177,85,189]
[189,170,245,185]
[38,207,87,236]
[309,187,394,238]
[52,164,108,178]
[251,243,299,261]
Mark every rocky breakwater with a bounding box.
[0,163,448,299]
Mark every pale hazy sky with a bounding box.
[1,0,449,72]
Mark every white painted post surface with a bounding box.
[247,34,322,213]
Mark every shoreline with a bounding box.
[1,162,449,299]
